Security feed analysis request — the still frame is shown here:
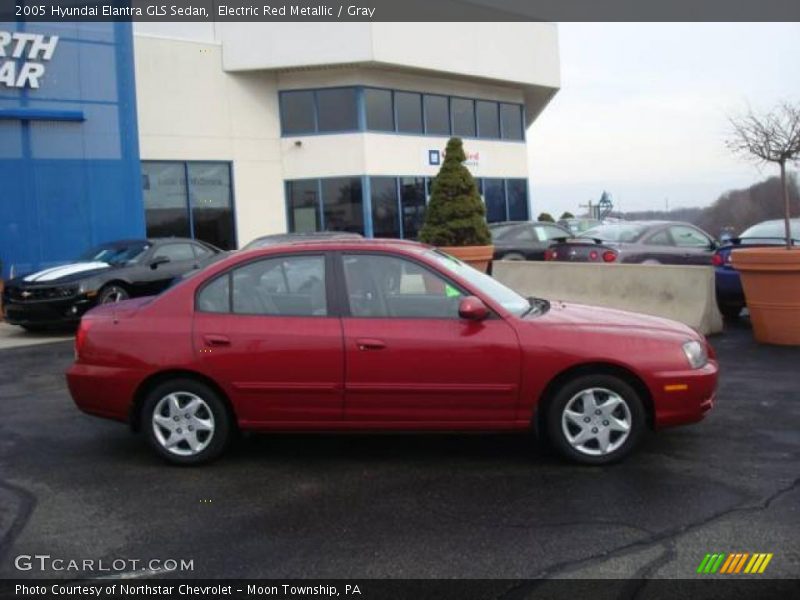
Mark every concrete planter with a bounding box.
[439,245,494,273]
[731,247,800,345]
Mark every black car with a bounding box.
[490,221,573,261]
[3,238,221,331]
[545,221,717,265]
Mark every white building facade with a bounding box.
[134,22,561,249]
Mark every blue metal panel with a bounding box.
[0,22,144,279]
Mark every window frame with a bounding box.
[333,251,477,320]
[194,251,340,318]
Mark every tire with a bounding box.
[719,304,743,320]
[546,374,646,465]
[97,284,129,304]
[142,378,232,465]
[500,253,526,261]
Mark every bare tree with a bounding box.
[726,102,800,249]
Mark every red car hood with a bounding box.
[532,301,698,338]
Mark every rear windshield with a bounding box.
[580,223,648,243]
[740,220,800,242]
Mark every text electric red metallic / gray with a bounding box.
[67,239,718,465]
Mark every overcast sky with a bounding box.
[527,23,800,217]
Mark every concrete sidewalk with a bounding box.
[0,322,73,351]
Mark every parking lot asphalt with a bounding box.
[0,319,798,580]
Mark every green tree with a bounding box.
[418,138,491,246]
[537,212,555,223]
[559,211,575,220]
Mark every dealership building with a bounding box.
[0,21,560,278]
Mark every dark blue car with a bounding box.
[714,218,800,319]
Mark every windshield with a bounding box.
[740,220,800,242]
[581,223,648,243]
[77,242,150,266]
[425,249,530,316]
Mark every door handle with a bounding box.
[203,334,231,347]
[356,338,386,351]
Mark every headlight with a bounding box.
[682,340,708,369]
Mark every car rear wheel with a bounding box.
[97,284,129,304]
[546,374,646,465]
[142,379,231,465]
[500,252,526,261]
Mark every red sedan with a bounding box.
[67,239,718,465]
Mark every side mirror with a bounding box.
[150,256,170,269]
[458,296,489,321]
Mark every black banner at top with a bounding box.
[3,0,800,22]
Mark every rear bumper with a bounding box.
[715,267,744,306]
[650,361,719,428]
[66,363,144,423]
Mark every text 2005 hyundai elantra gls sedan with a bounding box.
[67,239,718,466]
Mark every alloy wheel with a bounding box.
[561,387,632,456]
[151,392,215,457]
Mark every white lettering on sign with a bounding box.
[0,31,59,89]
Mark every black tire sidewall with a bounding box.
[142,378,231,465]
[546,374,646,465]
[98,284,129,304]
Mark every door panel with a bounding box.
[338,253,521,424]
[193,313,344,423]
[192,253,343,424]
[342,317,521,423]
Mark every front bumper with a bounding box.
[650,360,719,428]
[3,294,96,326]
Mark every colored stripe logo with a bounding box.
[697,552,773,574]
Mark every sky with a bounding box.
[527,23,800,217]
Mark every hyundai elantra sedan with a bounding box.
[67,239,718,466]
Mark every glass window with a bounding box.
[321,177,364,234]
[451,98,476,137]
[426,250,530,316]
[287,180,320,233]
[476,100,500,139]
[424,94,450,135]
[506,179,529,221]
[365,88,394,131]
[500,103,524,140]
[316,88,358,132]
[645,230,673,246]
[395,91,423,134]
[343,254,463,318]
[370,177,400,238]
[540,225,570,241]
[507,226,536,241]
[231,255,327,316]
[483,178,506,223]
[581,223,648,243]
[280,90,316,134]
[188,162,234,250]
[670,226,712,247]
[78,241,150,266]
[192,243,214,259]
[156,243,196,262]
[400,177,426,240]
[142,162,190,238]
[197,274,230,313]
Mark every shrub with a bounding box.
[418,138,491,247]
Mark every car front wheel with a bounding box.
[97,284,129,304]
[142,379,232,465]
[546,374,646,465]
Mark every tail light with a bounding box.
[602,250,618,263]
[75,319,91,360]
[589,250,599,261]
[711,254,724,267]
[544,249,557,261]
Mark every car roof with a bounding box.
[237,237,430,256]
